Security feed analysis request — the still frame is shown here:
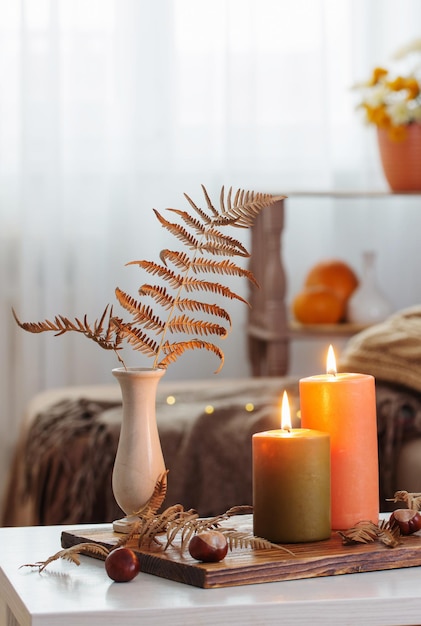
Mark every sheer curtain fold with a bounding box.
[1,0,421,503]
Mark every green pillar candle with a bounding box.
[253,414,331,543]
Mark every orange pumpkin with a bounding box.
[304,259,358,306]
[292,286,344,324]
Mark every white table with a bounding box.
[1,523,421,625]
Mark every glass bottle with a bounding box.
[347,251,392,325]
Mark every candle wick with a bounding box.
[327,369,337,377]
[283,425,291,433]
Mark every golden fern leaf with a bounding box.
[13,186,285,372]
[167,314,228,338]
[111,318,160,356]
[175,299,232,326]
[182,278,249,305]
[191,258,258,286]
[184,188,216,222]
[200,183,220,219]
[138,284,175,309]
[153,209,202,250]
[217,187,286,228]
[338,520,381,545]
[166,208,209,237]
[158,339,225,373]
[204,227,249,256]
[378,519,401,548]
[387,491,421,510]
[127,260,183,289]
[159,249,191,271]
[115,289,165,331]
[138,505,188,547]
[20,543,110,573]
[12,307,122,352]
[221,530,294,555]
[133,470,169,517]
[200,240,250,258]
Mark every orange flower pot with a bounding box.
[377,123,421,191]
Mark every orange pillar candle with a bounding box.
[253,392,331,543]
[300,346,379,530]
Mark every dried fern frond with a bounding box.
[338,520,381,545]
[338,519,401,549]
[378,518,401,548]
[20,542,110,573]
[13,185,285,371]
[133,470,169,518]
[386,491,421,511]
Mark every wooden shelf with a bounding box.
[288,321,370,338]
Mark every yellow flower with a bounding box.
[370,67,388,85]
[354,42,421,132]
[364,104,390,128]
[387,76,406,91]
[404,78,420,100]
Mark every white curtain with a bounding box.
[1,0,421,495]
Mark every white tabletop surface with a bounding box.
[2,522,421,625]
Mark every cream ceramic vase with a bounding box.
[111,367,166,532]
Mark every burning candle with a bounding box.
[252,391,330,543]
[300,345,379,530]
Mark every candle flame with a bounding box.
[281,390,292,431]
[326,344,337,376]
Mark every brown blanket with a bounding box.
[2,377,300,526]
[4,371,419,526]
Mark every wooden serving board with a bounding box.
[61,515,421,589]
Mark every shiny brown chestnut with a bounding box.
[390,509,421,535]
[105,547,140,582]
[188,530,228,562]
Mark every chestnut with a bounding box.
[390,509,421,535]
[188,531,228,563]
[105,547,140,582]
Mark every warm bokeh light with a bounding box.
[326,344,337,376]
[281,390,292,431]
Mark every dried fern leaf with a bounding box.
[111,318,160,356]
[127,260,183,289]
[158,339,224,372]
[167,315,228,338]
[20,542,110,573]
[378,519,401,548]
[224,505,254,517]
[175,298,232,326]
[159,249,192,271]
[12,307,122,352]
[338,520,381,545]
[221,530,294,555]
[133,471,169,517]
[115,290,165,332]
[218,188,286,228]
[191,258,259,286]
[166,208,209,238]
[182,278,249,304]
[153,209,202,249]
[204,227,249,257]
[184,189,215,223]
[14,185,284,372]
[200,240,250,258]
[138,284,175,310]
[387,491,421,510]
[201,183,220,218]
